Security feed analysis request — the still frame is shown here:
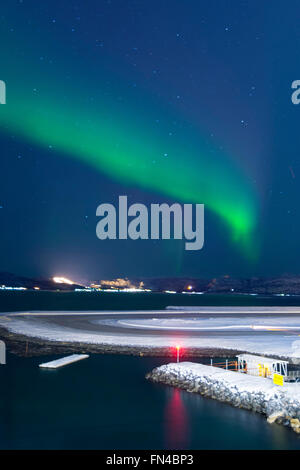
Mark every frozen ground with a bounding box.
[2,309,300,359]
[109,316,300,330]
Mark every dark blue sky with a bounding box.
[0,1,300,282]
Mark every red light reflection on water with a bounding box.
[164,388,189,449]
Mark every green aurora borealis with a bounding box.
[0,84,257,256]
[0,1,259,264]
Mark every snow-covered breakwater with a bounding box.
[146,362,300,434]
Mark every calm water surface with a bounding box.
[1,291,300,449]
[1,354,300,450]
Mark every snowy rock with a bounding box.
[146,361,300,434]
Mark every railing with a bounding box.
[285,371,300,382]
[210,360,238,371]
[287,371,300,377]
[210,360,300,382]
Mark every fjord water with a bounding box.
[1,291,300,449]
[1,353,300,450]
[2,289,300,312]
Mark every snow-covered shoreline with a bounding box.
[2,311,300,360]
[146,362,300,434]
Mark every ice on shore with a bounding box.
[1,313,300,359]
[113,316,300,330]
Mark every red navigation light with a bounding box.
[175,344,181,363]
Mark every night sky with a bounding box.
[0,1,300,282]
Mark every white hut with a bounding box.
[237,354,288,378]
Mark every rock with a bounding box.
[290,418,300,429]
[267,411,286,424]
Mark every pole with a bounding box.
[177,348,179,363]
[226,359,228,370]
[210,358,213,367]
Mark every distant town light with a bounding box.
[187,285,193,290]
[53,276,74,285]
[0,285,27,291]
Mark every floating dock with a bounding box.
[39,354,89,369]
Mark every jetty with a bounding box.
[146,361,300,433]
[39,354,89,369]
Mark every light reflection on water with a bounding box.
[164,388,189,449]
[163,383,300,450]
[1,353,300,449]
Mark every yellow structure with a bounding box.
[273,373,284,386]
[258,363,270,378]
